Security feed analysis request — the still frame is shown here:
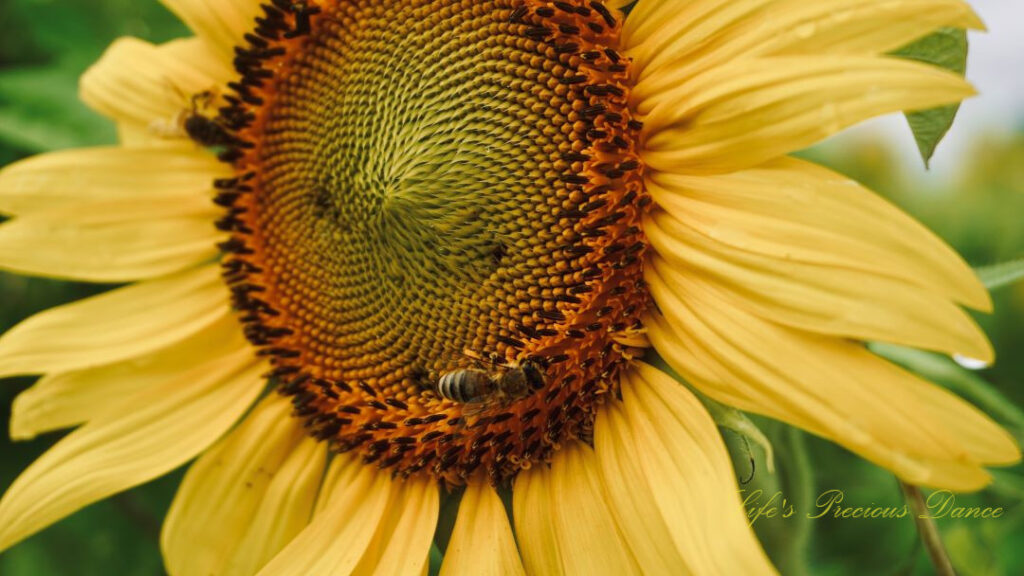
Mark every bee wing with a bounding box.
[459,397,503,427]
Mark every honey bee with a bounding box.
[434,352,546,411]
[149,88,231,147]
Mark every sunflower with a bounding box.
[0,0,1019,573]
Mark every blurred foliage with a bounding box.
[0,1,1022,575]
[975,258,1024,292]
[0,0,186,156]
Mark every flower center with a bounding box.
[216,0,649,483]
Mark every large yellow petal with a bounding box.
[643,157,992,361]
[593,401,686,576]
[440,483,526,576]
[10,315,245,440]
[80,36,233,131]
[160,35,237,91]
[620,0,744,54]
[353,477,439,576]
[159,0,263,59]
[116,122,161,148]
[597,363,777,575]
[0,265,229,378]
[645,263,1020,491]
[511,454,563,576]
[0,197,222,282]
[0,144,227,215]
[756,0,982,55]
[162,394,315,576]
[0,350,263,552]
[514,442,641,576]
[639,56,974,174]
[648,157,989,308]
[257,455,391,576]
[222,437,327,576]
[625,0,982,87]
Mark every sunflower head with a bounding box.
[215,0,651,483]
[0,0,1019,574]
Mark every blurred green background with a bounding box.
[0,1,1021,574]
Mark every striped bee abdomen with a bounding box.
[436,369,492,404]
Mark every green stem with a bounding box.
[899,481,957,576]
[785,426,814,575]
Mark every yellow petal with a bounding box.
[0,197,222,282]
[117,121,166,148]
[598,363,778,575]
[0,265,229,378]
[621,0,736,53]
[440,482,526,576]
[592,403,685,575]
[162,394,313,576]
[643,157,992,361]
[514,442,641,576]
[10,315,245,440]
[80,36,233,129]
[0,350,263,552]
[511,456,563,575]
[353,477,439,576]
[761,0,983,54]
[0,144,227,215]
[160,35,237,90]
[159,0,263,58]
[626,0,983,87]
[649,157,990,309]
[257,455,391,576]
[650,240,991,369]
[639,56,975,174]
[644,263,1021,491]
[222,437,327,576]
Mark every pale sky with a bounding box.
[833,0,1024,180]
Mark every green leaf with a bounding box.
[428,543,444,576]
[891,28,969,167]
[975,259,1024,291]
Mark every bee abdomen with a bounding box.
[437,369,486,403]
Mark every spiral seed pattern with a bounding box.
[216,0,650,483]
